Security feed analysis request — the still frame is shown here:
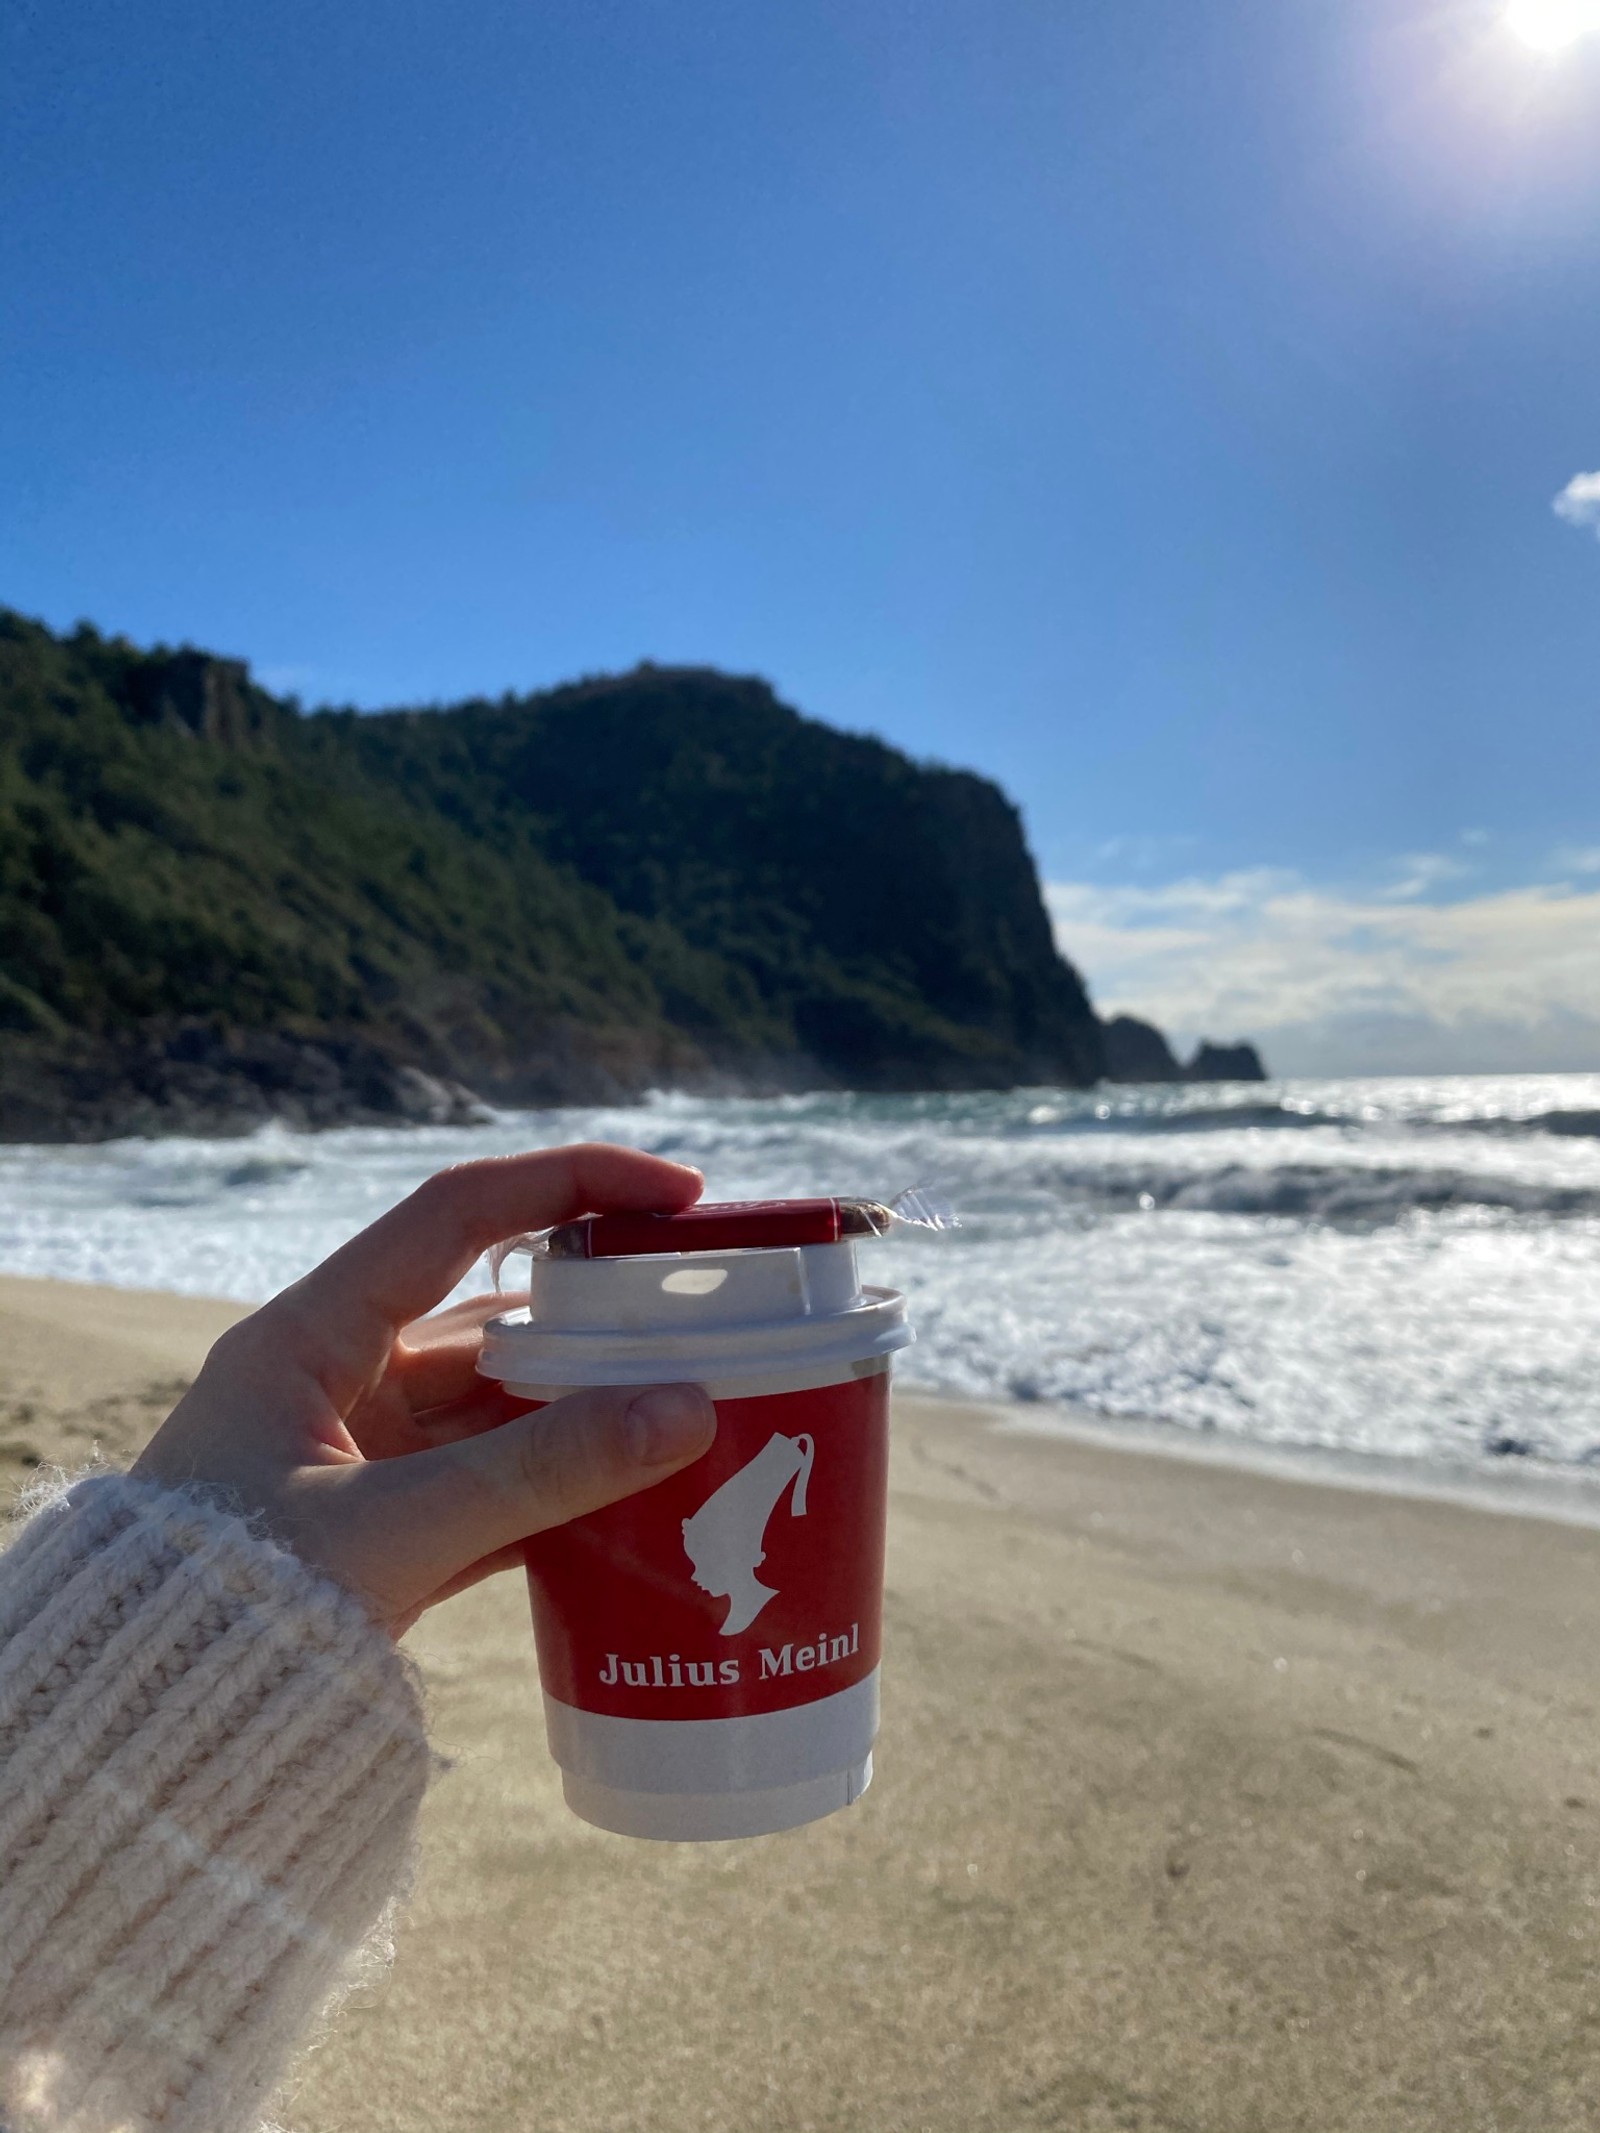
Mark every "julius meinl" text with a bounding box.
[598,1623,860,1689]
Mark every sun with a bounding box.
[1505,0,1600,51]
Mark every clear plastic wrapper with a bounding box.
[489,1184,956,1285]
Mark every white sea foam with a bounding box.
[3,1075,1600,1481]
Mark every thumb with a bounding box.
[305,1382,717,1620]
[452,1381,718,1542]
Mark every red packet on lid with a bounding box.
[548,1188,956,1260]
[555,1199,847,1258]
[487,1186,954,1284]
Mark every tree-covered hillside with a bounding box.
[0,609,1102,1137]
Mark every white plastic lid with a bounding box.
[477,1239,911,1388]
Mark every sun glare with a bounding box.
[1505,0,1600,51]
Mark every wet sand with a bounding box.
[6,1274,1600,2131]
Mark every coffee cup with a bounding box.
[477,1218,910,1840]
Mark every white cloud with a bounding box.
[1553,470,1600,536]
[1377,852,1468,901]
[1048,863,1600,1076]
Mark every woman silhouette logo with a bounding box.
[680,1433,816,1635]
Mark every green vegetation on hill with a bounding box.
[0,608,1103,1136]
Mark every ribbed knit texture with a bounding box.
[0,1472,431,2133]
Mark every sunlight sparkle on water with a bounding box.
[1505,0,1600,51]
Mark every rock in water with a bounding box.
[1101,1014,1184,1083]
[1186,1040,1268,1083]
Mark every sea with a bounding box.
[4,1072,1600,1511]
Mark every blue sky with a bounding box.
[5,0,1600,1071]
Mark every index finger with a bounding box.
[261,1143,702,1397]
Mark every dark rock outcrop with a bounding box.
[0,1026,490,1143]
[125,651,290,750]
[1186,1040,1268,1083]
[1102,1017,1269,1086]
[1101,1014,1183,1083]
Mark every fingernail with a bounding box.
[625,1385,713,1466]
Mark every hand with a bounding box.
[133,1143,717,1638]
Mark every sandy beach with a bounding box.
[7,1274,1600,2131]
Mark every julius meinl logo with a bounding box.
[597,1625,860,1691]
[597,1431,858,1689]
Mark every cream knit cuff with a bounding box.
[0,1471,432,2133]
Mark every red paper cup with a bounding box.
[477,1239,910,1839]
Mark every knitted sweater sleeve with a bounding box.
[0,1472,432,2133]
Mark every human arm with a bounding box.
[0,1144,715,2133]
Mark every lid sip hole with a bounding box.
[660,1266,730,1296]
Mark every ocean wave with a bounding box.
[1121,1103,1344,1133]
[997,1160,1600,1224]
[7,1075,1600,1478]
[1454,1109,1600,1141]
[619,1097,1600,1228]
[1009,1101,1344,1136]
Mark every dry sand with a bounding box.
[7,1275,1600,2131]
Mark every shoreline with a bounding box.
[5,1264,1600,1535]
[959,1387,1600,1534]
